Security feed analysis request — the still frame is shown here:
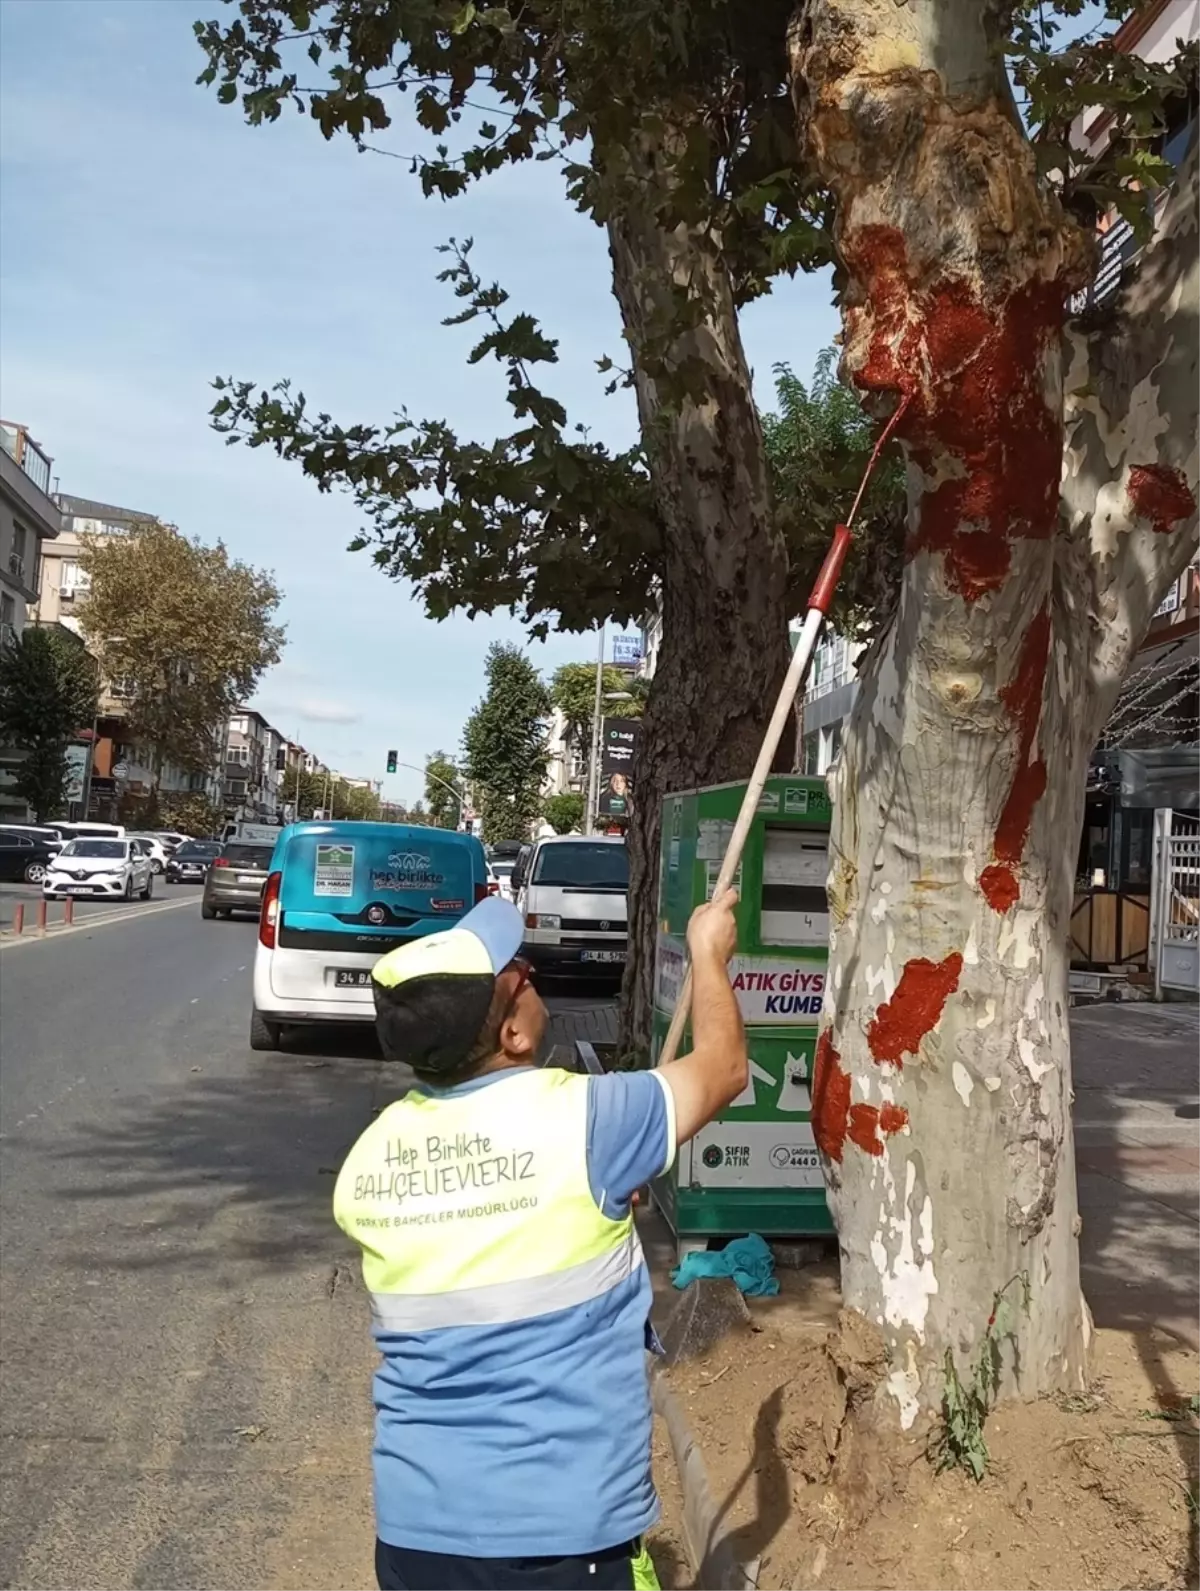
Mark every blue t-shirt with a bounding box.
[367,1067,676,1557]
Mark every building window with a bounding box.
[60,561,91,594]
[802,730,820,777]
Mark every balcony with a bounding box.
[0,422,52,496]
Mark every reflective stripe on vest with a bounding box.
[333,1068,638,1329]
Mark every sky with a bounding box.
[0,0,838,806]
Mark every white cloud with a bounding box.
[296,698,362,725]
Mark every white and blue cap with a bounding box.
[371,897,526,1072]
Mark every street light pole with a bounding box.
[393,760,466,828]
[585,624,605,836]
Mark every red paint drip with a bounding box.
[867,952,964,1066]
[841,225,1063,603]
[812,1029,910,1161]
[980,606,1051,913]
[1127,465,1196,534]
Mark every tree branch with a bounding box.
[1062,137,1200,722]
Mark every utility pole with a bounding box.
[585,625,605,836]
[293,731,302,821]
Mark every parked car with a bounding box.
[515,834,627,978]
[154,831,188,855]
[202,839,275,919]
[166,839,222,883]
[250,820,488,1051]
[0,828,62,885]
[127,833,170,873]
[42,838,154,900]
[488,858,517,901]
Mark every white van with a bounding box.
[47,821,126,842]
[250,819,490,1051]
[515,834,627,978]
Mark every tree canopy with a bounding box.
[0,627,98,822]
[549,662,644,753]
[76,520,284,790]
[424,751,464,828]
[462,642,550,843]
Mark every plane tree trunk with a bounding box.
[607,130,794,1055]
[790,0,1199,1422]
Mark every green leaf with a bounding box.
[450,2,476,35]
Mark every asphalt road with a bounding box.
[0,877,190,933]
[0,903,621,1591]
[0,903,405,1590]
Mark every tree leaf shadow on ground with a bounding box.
[39,1022,418,1277]
[1071,1001,1200,1586]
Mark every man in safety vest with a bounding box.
[334,887,746,1591]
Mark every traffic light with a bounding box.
[386,750,398,774]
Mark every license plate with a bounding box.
[581,950,625,963]
[64,885,94,894]
[237,875,262,885]
[333,969,374,988]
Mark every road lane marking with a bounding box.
[0,895,199,950]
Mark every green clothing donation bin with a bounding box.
[650,775,834,1259]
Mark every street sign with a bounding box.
[112,761,130,780]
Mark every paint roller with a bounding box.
[655,394,912,1070]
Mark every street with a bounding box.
[1,904,386,1590]
[0,903,627,1591]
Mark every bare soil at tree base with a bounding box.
[655,1273,1198,1591]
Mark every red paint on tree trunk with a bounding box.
[981,606,1052,913]
[979,862,1021,914]
[812,1029,851,1162]
[847,1099,910,1157]
[840,225,1062,603]
[1127,464,1196,534]
[867,951,965,1066]
[813,1029,910,1161]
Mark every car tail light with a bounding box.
[212,857,229,868]
[474,882,489,904]
[487,879,499,896]
[259,871,282,949]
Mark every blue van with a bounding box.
[250,820,490,1050]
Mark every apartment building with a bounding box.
[225,708,278,821]
[0,423,65,819]
[0,423,61,646]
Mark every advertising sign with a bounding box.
[64,744,91,804]
[611,632,644,666]
[598,717,639,817]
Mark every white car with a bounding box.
[127,833,170,873]
[488,860,516,901]
[43,838,154,901]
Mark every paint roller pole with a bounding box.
[585,625,606,836]
[656,525,853,1071]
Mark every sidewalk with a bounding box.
[1072,1001,1199,1347]
[555,995,1200,1345]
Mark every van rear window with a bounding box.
[532,843,628,889]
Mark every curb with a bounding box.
[650,1361,757,1590]
[0,894,197,949]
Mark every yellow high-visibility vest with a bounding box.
[334,1067,641,1333]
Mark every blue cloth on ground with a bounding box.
[670,1232,780,1296]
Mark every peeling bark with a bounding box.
[1063,142,1200,739]
[606,131,794,1053]
[785,0,1189,1419]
